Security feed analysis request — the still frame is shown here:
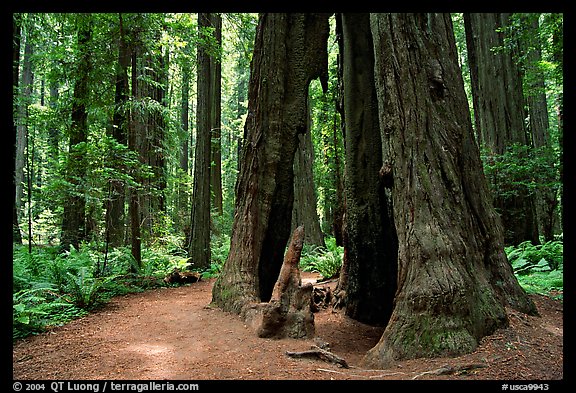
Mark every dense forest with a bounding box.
[12,12,563,371]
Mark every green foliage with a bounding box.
[516,270,563,299]
[13,287,88,340]
[507,239,563,274]
[481,143,561,200]
[300,237,343,279]
[12,242,191,340]
[507,240,563,298]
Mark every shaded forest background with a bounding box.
[12,13,563,340]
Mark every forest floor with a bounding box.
[12,273,563,383]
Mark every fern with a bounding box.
[300,237,343,279]
[507,240,563,275]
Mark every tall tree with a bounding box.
[464,13,539,245]
[177,42,191,231]
[15,18,35,237]
[13,13,23,244]
[518,13,559,241]
[60,14,92,251]
[188,13,214,270]
[334,13,397,326]
[128,34,142,268]
[212,13,331,314]
[210,13,224,216]
[138,34,168,235]
[364,13,536,368]
[105,13,130,247]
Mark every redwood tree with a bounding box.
[60,14,92,251]
[464,13,539,246]
[335,13,397,326]
[364,13,537,368]
[212,13,330,316]
[188,13,213,270]
[105,13,130,247]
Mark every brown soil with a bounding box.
[12,273,563,382]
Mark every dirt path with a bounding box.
[12,274,563,381]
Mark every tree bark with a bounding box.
[244,226,315,339]
[365,13,537,368]
[177,49,191,232]
[335,13,397,326]
[210,13,223,216]
[520,14,558,242]
[128,47,142,269]
[212,13,330,319]
[188,13,213,270]
[13,13,22,244]
[105,13,130,248]
[15,31,34,232]
[60,14,92,251]
[291,108,325,248]
[464,13,539,246]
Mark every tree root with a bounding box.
[286,345,349,368]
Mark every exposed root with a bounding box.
[286,345,349,368]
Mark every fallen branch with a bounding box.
[411,363,487,379]
[316,368,408,379]
[286,345,349,368]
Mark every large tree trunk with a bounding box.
[188,13,213,270]
[105,13,130,248]
[138,46,167,236]
[334,13,397,326]
[365,13,537,368]
[464,13,539,246]
[212,13,330,321]
[60,14,92,251]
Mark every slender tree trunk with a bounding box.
[210,13,223,216]
[128,48,142,269]
[464,13,539,246]
[334,13,397,326]
[188,13,213,270]
[365,13,536,368]
[332,14,346,247]
[105,13,130,247]
[291,107,325,248]
[521,14,558,242]
[15,35,34,226]
[212,13,331,316]
[138,45,167,236]
[13,13,22,244]
[178,52,191,231]
[60,14,92,251]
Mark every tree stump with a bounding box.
[245,226,315,339]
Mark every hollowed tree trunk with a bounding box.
[335,13,398,326]
[364,13,537,368]
[211,14,330,326]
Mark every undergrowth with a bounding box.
[505,238,564,299]
[12,241,190,340]
[300,237,343,279]
[13,234,562,340]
